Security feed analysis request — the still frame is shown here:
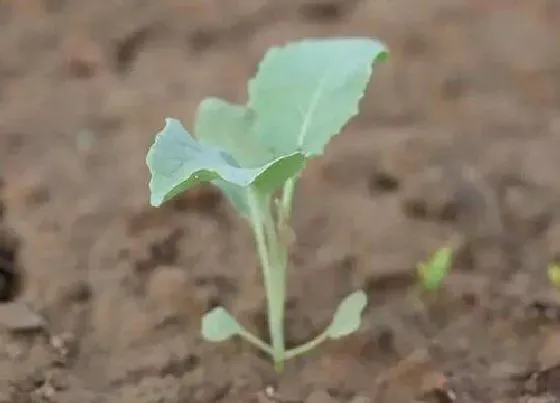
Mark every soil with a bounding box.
[1,0,560,402]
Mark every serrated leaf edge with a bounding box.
[247,37,389,157]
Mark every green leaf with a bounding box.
[195,99,253,217]
[201,307,243,342]
[417,247,453,290]
[252,152,306,192]
[195,97,272,166]
[325,290,368,339]
[194,98,306,216]
[248,37,388,157]
[146,118,306,207]
[211,179,250,218]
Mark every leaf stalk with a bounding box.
[247,187,287,371]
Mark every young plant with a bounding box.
[548,262,560,289]
[416,246,454,291]
[145,37,388,371]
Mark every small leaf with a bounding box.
[146,118,305,207]
[248,37,388,158]
[548,263,560,289]
[201,307,242,342]
[326,290,368,339]
[417,247,453,290]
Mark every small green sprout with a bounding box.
[417,246,454,291]
[548,263,560,289]
[145,37,388,371]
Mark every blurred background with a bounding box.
[1,0,560,402]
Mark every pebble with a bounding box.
[0,302,45,333]
[537,331,560,371]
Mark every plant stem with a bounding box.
[284,331,328,360]
[237,326,274,356]
[281,177,296,219]
[265,204,288,372]
[247,187,287,371]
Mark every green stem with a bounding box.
[247,187,287,371]
[237,326,274,356]
[265,208,287,372]
[284,331,328,360]
[281,177,296,220]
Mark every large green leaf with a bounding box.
[195,98,267,217]
[195,97,273,166]
[194,97,306,215]
[248,37,388,157]
[146,118,305,207]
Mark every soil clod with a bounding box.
[0,301,45,333]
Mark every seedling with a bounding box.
[548,263,560,289]
[145,37,388,371]
[416,246,454,291]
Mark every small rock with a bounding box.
[0,302,45,333]
[537,331,560,371]
[305,390,338,403]
[50,332,74,360]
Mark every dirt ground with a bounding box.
[1,0,560,402]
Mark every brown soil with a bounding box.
[1,0,560,402]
